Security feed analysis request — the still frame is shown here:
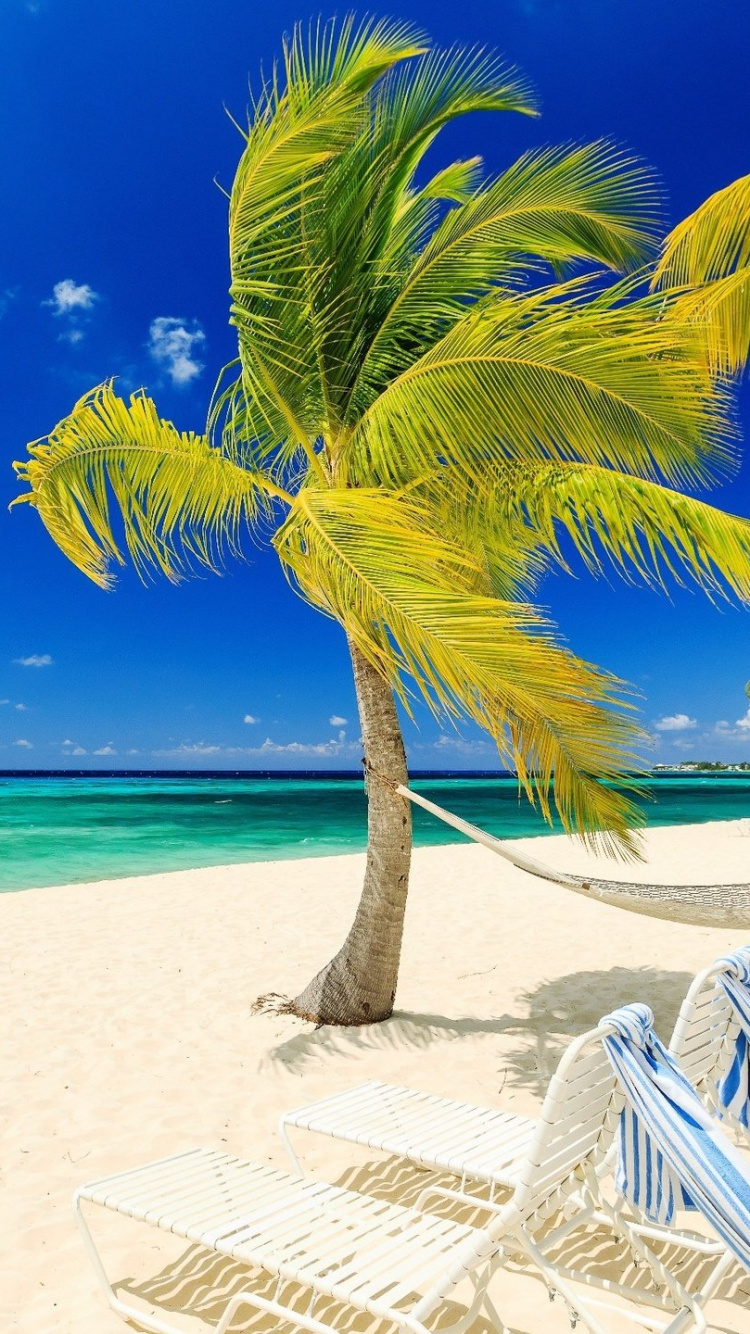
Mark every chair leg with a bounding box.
[74,1195,184,1334]
[278,1117,305,1175]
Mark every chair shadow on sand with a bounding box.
[262,965,696,1095]
[116,1151,750,1333]
[112,963,749,1331]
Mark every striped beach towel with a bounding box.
[716,946,750,1128]
[602,1003,750,1272]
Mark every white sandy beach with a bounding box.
[3,819,750,1333]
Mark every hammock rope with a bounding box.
[365,765,750,929]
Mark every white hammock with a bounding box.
[389,779,750,929]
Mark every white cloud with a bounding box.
[0,288,19,318]
[15,702,26,711]
[13,738,32,748]
[58,327,85,346]
[13,653,53,667]
[148,317,206,386]
[46,279,98,316]
[154,733,359,760]
[155,743,223,758]
[125,748,140,755]
[62,740,87,755]
[653,713,697,733]
[0,699,9,705]
[258,737,356,757]
[93,744,116,756]
[432,734,491,756]
[329,715,348,727]
[711,712,750,742]
[244,714,258,725]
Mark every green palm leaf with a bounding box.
[350,143,661,410]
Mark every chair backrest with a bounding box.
[499,1021,622,1228]
[416,1023,622,1312]
[669,963,738,1110]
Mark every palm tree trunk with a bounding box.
[290,639,412,1025]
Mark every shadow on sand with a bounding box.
[115,1149,750,1333]
[263,965,695,1095]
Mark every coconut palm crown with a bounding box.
[13,18,750,1024]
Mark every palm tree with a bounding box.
[13,18,750,1026]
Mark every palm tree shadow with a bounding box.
[264,966,695,1095]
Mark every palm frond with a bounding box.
[418,157,485,204]
[350,143,662,412]
[463,462,750,602]
[229,17,426,448]
[12,384,275,587]
[346,281,735,489]
[275,488,645,856]
[653,174,750,376]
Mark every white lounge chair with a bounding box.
[75,1014,651,1334]
[669,947,750,1142]
[279,948,750,1202]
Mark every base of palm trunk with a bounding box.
[255,639,412,1028]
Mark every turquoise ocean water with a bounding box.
[2,772,749,894]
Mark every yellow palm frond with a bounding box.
[653,174,750,376]
[346,281,735,489]
[12,384,278,587]
[459,462,750,602]
[275,488,644,857]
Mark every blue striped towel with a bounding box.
[602,1003,750,1272]
[716,947,750,1128]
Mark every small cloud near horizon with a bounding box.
[710,711,750,742]
[14,653,53,667]
[148,317,205,386]
[154,733,359,760]
[653,713,697,732]
[243,714,258,725]
[329,715,348,727]
[93,744,116,756]
[13,738,32,748]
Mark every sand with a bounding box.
[2,818,750,1334]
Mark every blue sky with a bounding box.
[1,0,749,770]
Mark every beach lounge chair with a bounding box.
[75,1013,632,1334]
[669,946,750,1142]
[74,1005,750,1334]
[279,947,750,1201]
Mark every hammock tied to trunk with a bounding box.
[365,766,750,929]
